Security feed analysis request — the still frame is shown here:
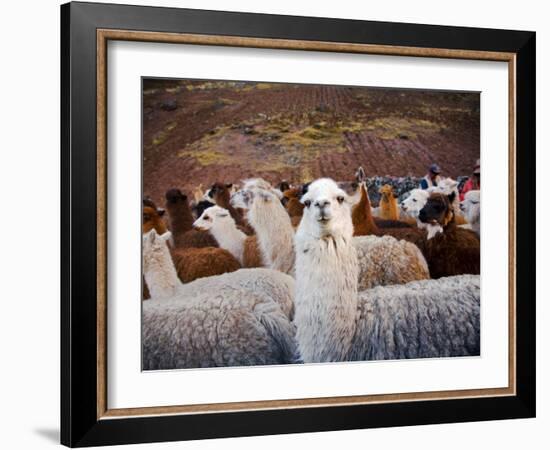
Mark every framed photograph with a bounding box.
[61,1,535,447]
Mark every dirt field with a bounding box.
[143,79,479,205]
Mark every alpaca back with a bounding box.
[142,288,299,369]
[174,268,295,320]
[423,226,480,279]
[353,235,430,290]
[175,229,219,249]
[294,234,359,363]
[349,275,480,361]
[171,247,240,283]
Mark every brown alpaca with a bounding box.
[352,183,413,235]
[171,247,241,283]
[283,187,305,218]
[142,206,167,235]
[378,184,400,220]
[209,182,254,235]
[165,188,218,249]
[419,192,480,279]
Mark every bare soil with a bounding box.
[143,79,479,206]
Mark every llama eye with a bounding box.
[412,199,417,202]
[304,200,311,208]
[337,196,345,204]
[204,215,210,220]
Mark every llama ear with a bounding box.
[355,166,366,183]
[447,191,457,204]
[225,183,233,189]
[157,208,165,217]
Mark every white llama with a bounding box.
[193,206,247,264]
[460,190,480,236]
[294,178,480,363]
[231,185,295,275]
[400,188,430,228]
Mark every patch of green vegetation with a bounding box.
[364,117,444,140]
[178,148,227,165]
[152,122,178,146]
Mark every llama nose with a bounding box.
[314,200,330,209]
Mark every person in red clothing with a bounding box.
[460,159,480,201]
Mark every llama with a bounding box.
[460,190,480,236]
[171,246,241,284]
[378,184,399,220]
[193,206,248,264]
[293,178,480,363]
[343,167,411,229]
[208,182,254,234]
[231,186,295,275]
[282,187,305,227]
[400,188,431,228]
[165,188,219,249]
[142,230,299,369]
[142,206,168,235]
[432,177,468,225]
[419,192,480,279]
[283,187,305,218]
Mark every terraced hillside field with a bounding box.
[143,79,479,205]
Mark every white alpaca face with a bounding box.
[300,178,352,236]
[401,189,430,217]
[193,206,232,231]
[460,190,480,223]
[435,178,458,195]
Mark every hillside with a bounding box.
[143,79,479,205]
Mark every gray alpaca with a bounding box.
[142,229,300,369]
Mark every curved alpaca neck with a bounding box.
[352,183,379,235]
[210,222,247,264]
[143,239,181,301]
[248,197,295,274]
[215,191,245,226]
[294,225,359,363]
[167,201,194,235]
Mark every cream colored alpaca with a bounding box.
[293,178,479,363]
[231,185,295,274]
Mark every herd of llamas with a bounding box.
[142,167,481,370]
